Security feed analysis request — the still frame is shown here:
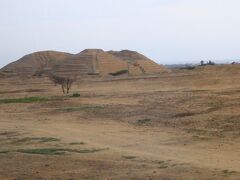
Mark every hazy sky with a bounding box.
[0,0,240,67]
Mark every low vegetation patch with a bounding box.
[109,69,128,76]
[0,131,18,137]
[0,89,45,94]
[173,112,196,118]
[69,142,85,145]
[58,105,104,112]
[0,96,51,104]
[0,150,9,154]
[70,92,81,98]
[222,170,237,174]
[122,155,137,159]
[136,118,151,125]
[71,149,106,153]
[17,148,106,155]
[17,148,65,155]
[11,137,60,144]
[157,161,165,164]
[159,165,168,169]
[154,160,169,169]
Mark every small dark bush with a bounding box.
[137,118,151,124]
[17,148,65,155]
[122,155,137,159]
[0,151,9,154]
[109,69,128,76]
[180,66,196,70]
[71,93,81,98]
[173,112,196,118]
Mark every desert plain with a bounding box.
[0,65,240,180]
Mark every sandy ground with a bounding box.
[0,67,240,179]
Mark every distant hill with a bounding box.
[1,49,169,76]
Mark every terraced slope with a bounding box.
[108,50,170,74]
[0,71,5,77]
[54,49,128,76]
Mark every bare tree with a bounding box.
[33,69,76,94]
[49,74,76,94]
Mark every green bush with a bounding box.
[0,96,50,104]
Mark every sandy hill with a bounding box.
[2,49,169,76]
[2,51,73,75]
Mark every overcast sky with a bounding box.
[0,0,240,67]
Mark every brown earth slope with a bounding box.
[108,50,170,74]
[1,51,73,75]
[107,50,152,62]
[0,71,5,77]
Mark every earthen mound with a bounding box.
[2,51,72,75]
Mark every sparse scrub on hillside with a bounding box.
[222,170,237,175]
[109,69,128,76]
[173,112,196,118]
[122,155,137,159]
[126,62,147,75]
[0,150,9,154]
[11,137,60,144]
[135,118,151,125]
[71,92,81,97]
[69,142,85,145]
